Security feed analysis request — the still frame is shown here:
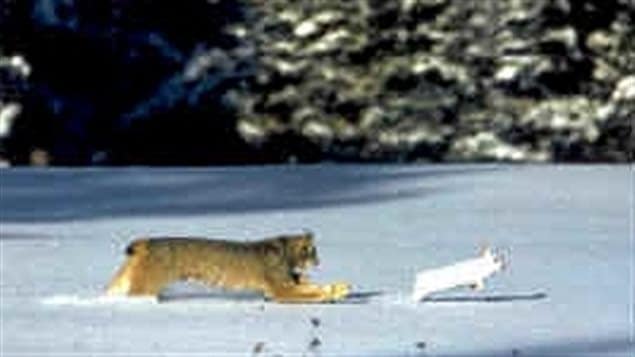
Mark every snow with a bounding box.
[1,165,633,356]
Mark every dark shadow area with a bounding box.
[0,232,54,240]
[2,0,254,165]
[152,280,265,303]
[421,292,548,303]
[158,290,264,304]
[158,289,385,305]
[0,165,498,222]
[345,291,385,300]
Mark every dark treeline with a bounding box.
[1,0,633,165]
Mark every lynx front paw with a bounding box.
[324,282,350,301]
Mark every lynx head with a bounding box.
[281,231,319,271]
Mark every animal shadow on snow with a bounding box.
[421,292,548,303]
[157,286,385,304]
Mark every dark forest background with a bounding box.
[1,0,633,166]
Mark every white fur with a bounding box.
[412,248,505,301]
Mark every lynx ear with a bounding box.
[124,239,149,256]
[302,229,314,240]
[265,238,285,256]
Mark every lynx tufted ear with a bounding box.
[264,238,284,256]
[301,229,314,240]
[124,239,149,256]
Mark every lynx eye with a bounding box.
[302,246,314,257]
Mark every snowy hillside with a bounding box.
[1,165,632,356]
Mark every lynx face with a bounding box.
[283,232,319,271]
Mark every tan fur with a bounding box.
[106,233,349,303]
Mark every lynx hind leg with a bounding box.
[106,240,174,297]
[105,258,134,295]
[105,257,167,296]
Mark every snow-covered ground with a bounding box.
[1,165,632,356]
